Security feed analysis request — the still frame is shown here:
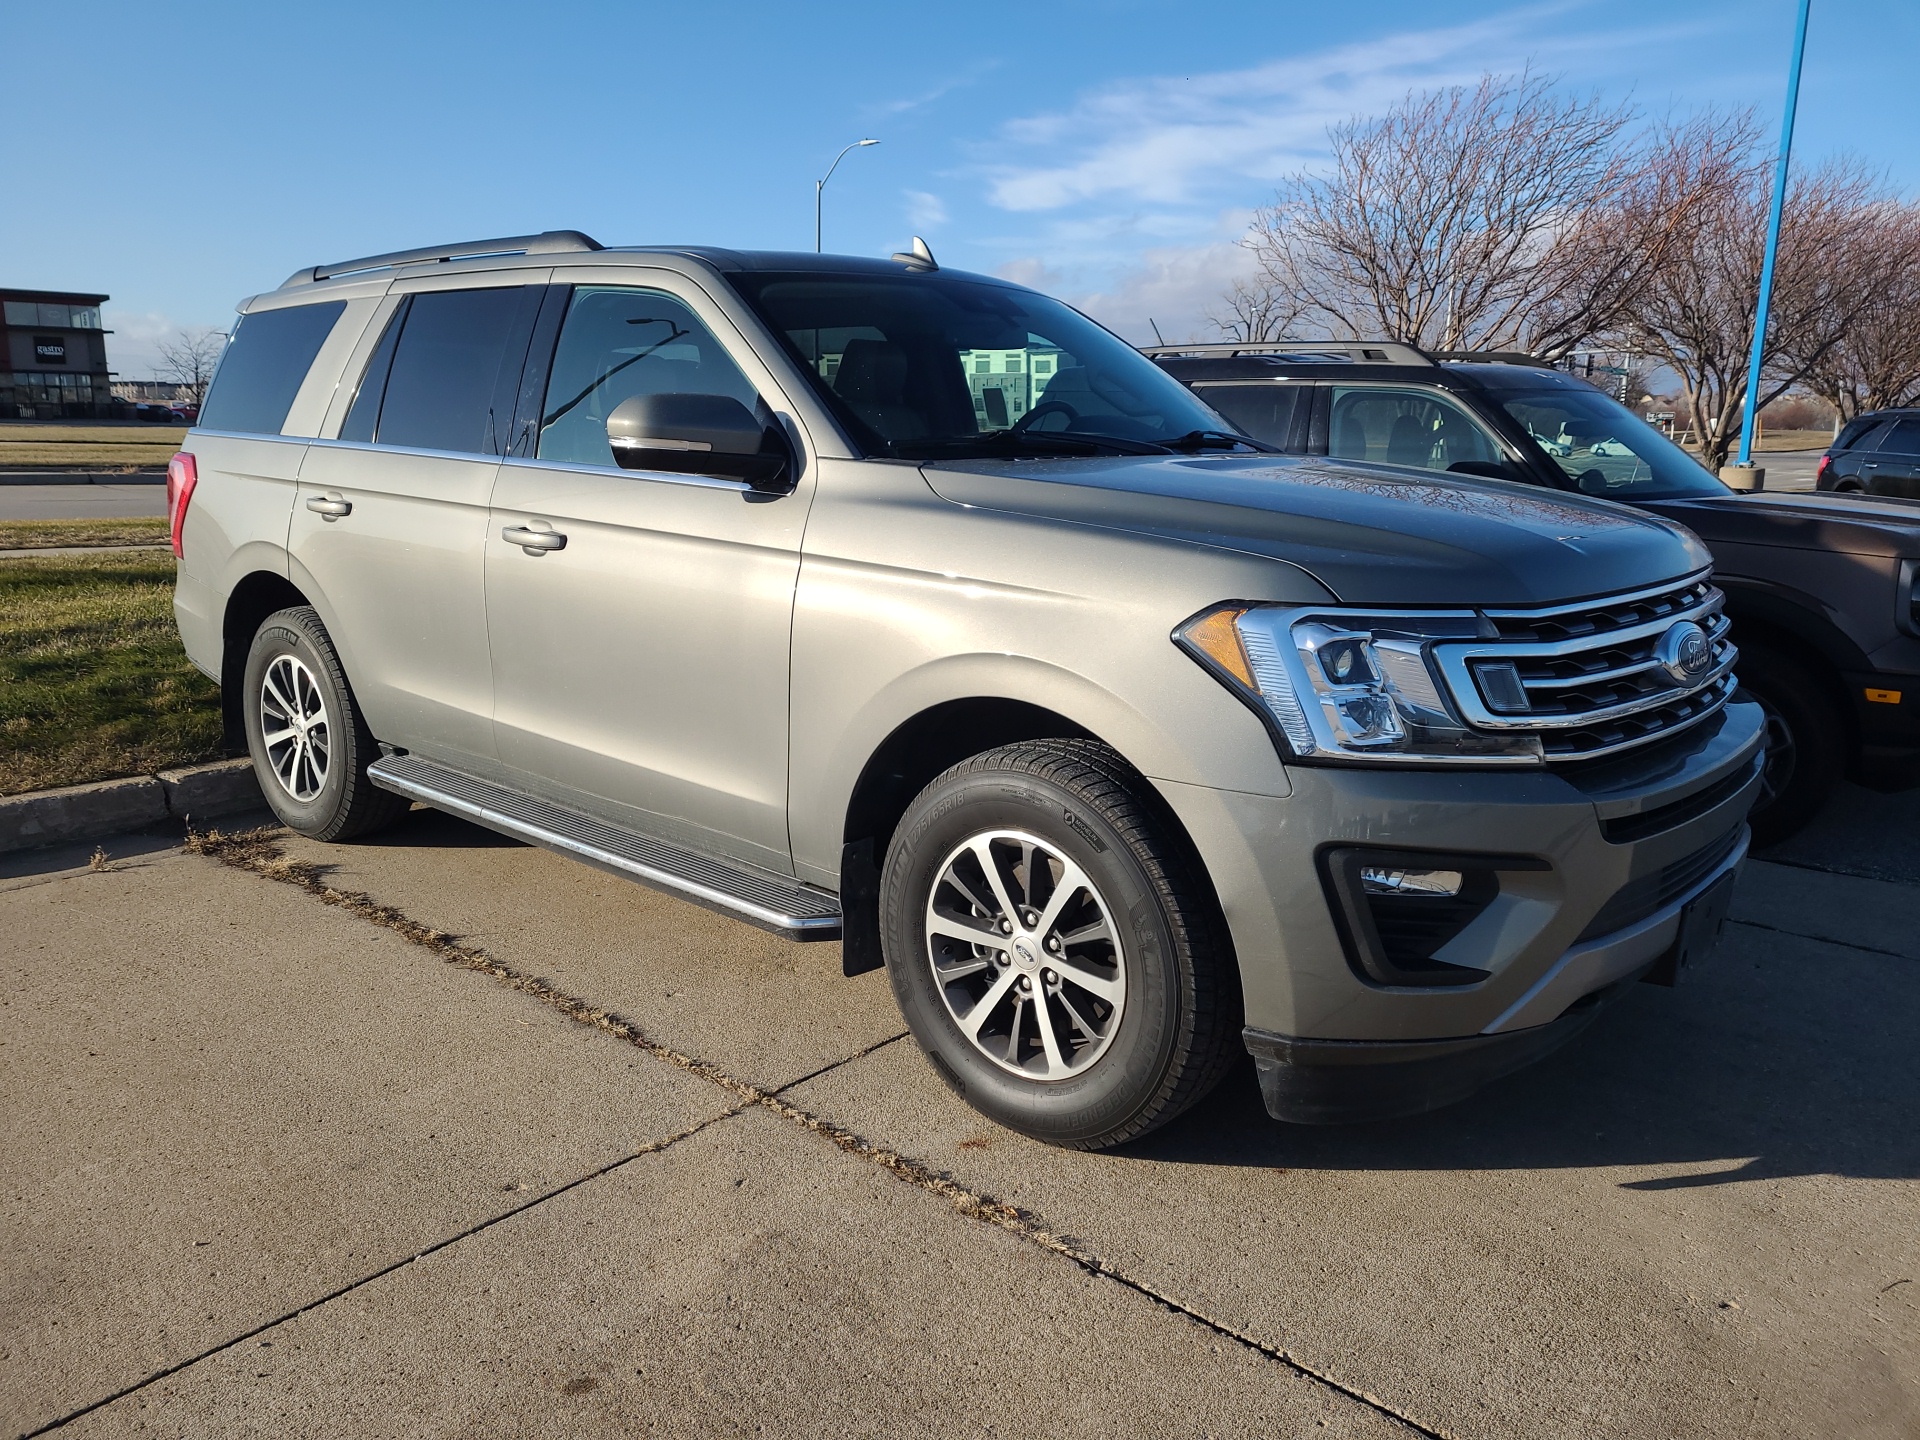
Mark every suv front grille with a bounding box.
[1434,574,1738,763]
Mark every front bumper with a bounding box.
[1152,699,1765,1118]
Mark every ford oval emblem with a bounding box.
[1655,621,1714,685]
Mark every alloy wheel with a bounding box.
[260,654,331,802]
[923,829,1125,1080]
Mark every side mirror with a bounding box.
[605,393,791,491]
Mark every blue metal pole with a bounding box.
[1736,0,1811,468]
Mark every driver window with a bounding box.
[537,287,760,468]
[1327,386,1501,473]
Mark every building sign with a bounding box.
[33,336,66,365]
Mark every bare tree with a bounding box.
[1206,276,1301,342]
[1627,155,1889,469]
[156,327,227,408]
[1241,72,1697,356]
[1799,201,1920,423]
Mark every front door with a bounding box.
[485,276,812,874]
[290,276,545,775]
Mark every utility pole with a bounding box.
[1733,0,1812,483]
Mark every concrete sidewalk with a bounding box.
[3,801,1915,1438]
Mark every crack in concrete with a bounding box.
[1751,854,1920,889]
[141,825,1449,1440]
[19,1109,742,1440]
[1728,916,1916,962]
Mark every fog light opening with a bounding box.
[1360,866,1465,897]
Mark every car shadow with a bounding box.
[1128,940,1920,1186]
[358,804,527,850]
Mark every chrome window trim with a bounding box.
[499,454,755,495]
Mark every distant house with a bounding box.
[2,288,113,418]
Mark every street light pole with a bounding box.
[816,139,879,254]
[1736,0,1812,470]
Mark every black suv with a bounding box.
[1149,343,1920,843]
[1818,408,1920,498]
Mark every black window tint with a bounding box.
[376,288,530,455]
[1880,416,1920,455]
[338,300,406,444]
[198,301,345,435]
[1195,384,1305,449]
[537,286,759,468]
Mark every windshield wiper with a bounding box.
[1164,429,1280,453]
[908,430,1175,459]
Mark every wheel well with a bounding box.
[833,698,1231,983]
[1728,611,1860,759]
[219,572,312,752]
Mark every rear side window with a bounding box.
[198,301,345,435]
[1194,383,1307,450]
[374,287,540,455]
[1880,416,1920,455]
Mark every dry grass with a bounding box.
[0,518,170,550]
[0,551,222,794]
[0,422,187,469]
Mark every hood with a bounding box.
[920,453,1708,606]
[1646,491,1920,560]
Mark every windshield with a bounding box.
[1492,382,1728,500]
[726,271,1247,460]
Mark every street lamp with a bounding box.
[816,139,879,253]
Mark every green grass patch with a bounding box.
[0,551,224,795]
[0,422,187,469]
[0,518,171,550]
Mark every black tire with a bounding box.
[242,606,410,842]
[1736,643,1845,847]
[879,739,1240,1150]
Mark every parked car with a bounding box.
[171,234,1761,1147]
[1817,408,1920,499]
[133,402,179,423]
[1148,343,1920,844]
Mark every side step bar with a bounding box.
[366,754,841,941]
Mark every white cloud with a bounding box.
[905,190,949,230]
[104,307,188,380]
[978,5,1694,214]
[1063,237,1263,346]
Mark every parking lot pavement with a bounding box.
[5,787,1916,1438]
[1756,449,1822,492]
[0,478,167,520]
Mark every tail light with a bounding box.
[166,452,198,559]
[1815,454,1831,486]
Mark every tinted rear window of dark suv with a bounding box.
[198,301,345,435]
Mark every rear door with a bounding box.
[291,272,546,776]
[1862,416,1920,499]
[485,271,814,873]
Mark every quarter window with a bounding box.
[198,302,339,436]
[375,287,540,455]
[536,286,760,468]
[1194,383,1307,450]
[1328,386,1502,472]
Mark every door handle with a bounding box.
[305,493,351,518]
[502,524,567,555]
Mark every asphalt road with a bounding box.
[0,475,166,520]
[3,778,1915,1439]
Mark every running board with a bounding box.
[366,754,841,941]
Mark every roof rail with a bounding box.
[1139,340,1434,367]
[1427,349,1554,369]
[279,230,604,289]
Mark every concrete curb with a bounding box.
[1,760,264,854]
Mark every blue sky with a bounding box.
[6,0,1915,375]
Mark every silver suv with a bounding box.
[171,231,1764,1148]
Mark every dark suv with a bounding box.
[1149,343,1920,843]
[1818,408,1920,498]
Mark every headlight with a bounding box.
[1175,603,1545,765]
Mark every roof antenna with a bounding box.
[891,235,938,270]
[1149,318,1166,345]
